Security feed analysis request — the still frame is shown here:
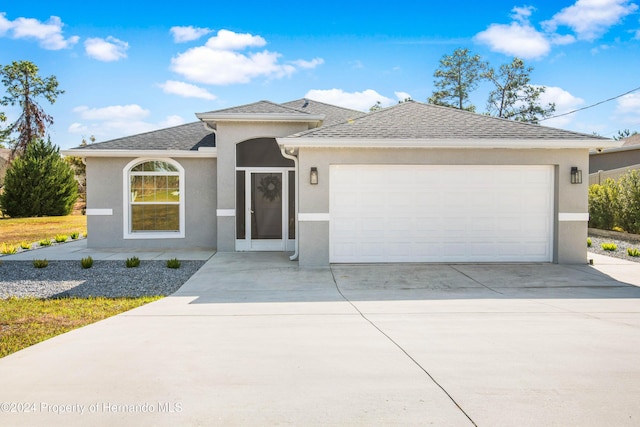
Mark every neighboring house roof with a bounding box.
[72,122,215,151]
[281,98,365,127]
[622,134,640,146]
[288,101,607,140]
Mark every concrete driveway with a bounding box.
[1,252,639,426]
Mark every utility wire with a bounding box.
[538,85,640,122]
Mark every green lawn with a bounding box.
[0,215,160,359]
[0,215,87,247]
[0,296,161,358]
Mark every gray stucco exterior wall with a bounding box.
[85,157,217,249]
[296,147,590,266]
[213,121,314,251]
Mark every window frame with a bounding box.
[123,158,185,239]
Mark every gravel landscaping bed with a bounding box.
[0,260,206,299]
[588,234,640,263]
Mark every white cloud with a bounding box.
[69,104,186,139]
[304,89,395,111]
[511,5,536,23]
[170,25,213,43]
[0,13,12,35]
[615,93,640,124]
[158,80,217,100]
[205,29,266,50]
[0,13,78,50]
[170,29,320,85]
[394,91,413,101]
[159,115,186,128]
[543,0,638,41]
[85,36,129,62]
[290,58,324,69]
[536,86,585,127]
[73,104,149,121]
[474,21,551,59]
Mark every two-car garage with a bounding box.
[329,164,554,263]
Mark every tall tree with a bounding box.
[0,138,77,217]
[613,129,639,141]
[0,61,64,155]
[483,57,555,123]
[428,48,487,112]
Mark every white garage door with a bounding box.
[330,165,554,263]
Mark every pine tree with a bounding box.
[0,138,78,217]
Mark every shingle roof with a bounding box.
[290,101,606,140]
[75,122,215,150]
[281,98,365,127]
[200,100,312,116]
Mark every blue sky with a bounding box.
[1,0,639,149]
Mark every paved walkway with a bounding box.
[0,252,639,426]
[0,239,215,261]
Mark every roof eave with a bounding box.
[277,137,622,150]
[60,148,217,158]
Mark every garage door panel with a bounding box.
[330,165,554,263]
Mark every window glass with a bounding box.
[129,160,181,233]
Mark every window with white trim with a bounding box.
[124,159,185,238]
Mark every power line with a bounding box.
[538,85,640,122]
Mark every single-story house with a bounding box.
[64,99,620,266]
[589,134,640,184]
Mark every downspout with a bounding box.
[279,145,299,261]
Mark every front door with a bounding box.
[236,169,294,251]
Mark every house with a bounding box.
[63,99,620,266]
[589,134,640,184]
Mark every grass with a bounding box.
[0,215,87,247]
[0,296,162,358]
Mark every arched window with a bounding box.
[123,159,185,238]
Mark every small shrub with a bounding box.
[80,256,93,269]
[20,241,32,250]
[70,231,80,240]
[166,258,181,269]
[126,256,140,268]
[33,259,49,268]
[587,238,592,248]
[601,243,618,251]
[55,234,68,243]
[1,243,17,254]
[39,239,52,246]
[628,248,640,257]
[612,226,625,233]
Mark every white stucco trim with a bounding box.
[61,149,216,158]
[558,213,589,221]
[122,158,186,240]
[298,213,330,221]
[278,138,622,150]
[216,209,235,217]
[85,208,113,216]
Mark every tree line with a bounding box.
[427,48,555,123]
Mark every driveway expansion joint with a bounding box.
[329,266,479,427]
